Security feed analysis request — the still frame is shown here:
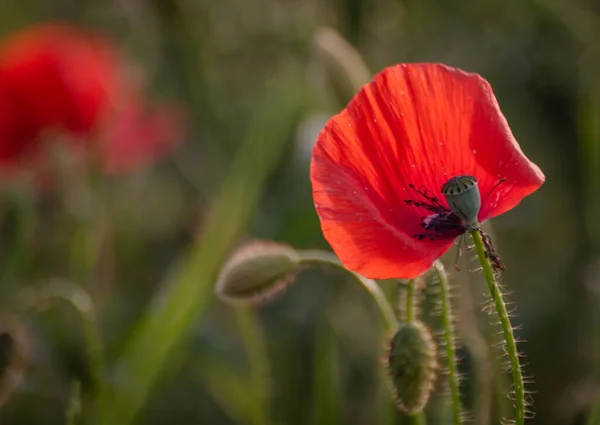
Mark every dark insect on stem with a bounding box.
[478,228,504,272]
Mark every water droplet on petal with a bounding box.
[472,149,477,154]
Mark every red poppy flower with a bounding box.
[310,63,545,279]
[0,23,184,177]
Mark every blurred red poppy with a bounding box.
[310,63,545,279]
[0,23,184,178]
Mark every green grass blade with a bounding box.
[312,319,341,425]
[95,67,309,425]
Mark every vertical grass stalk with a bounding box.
[469,230,526,425]
[236,308,271,425]
[312,321,341,425]
[433,261,463,425]
[405,279,417,323]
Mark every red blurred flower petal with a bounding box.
[0,22,185,180]
[311,63,544,279]
[0,23,118,138]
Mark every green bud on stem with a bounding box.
[385,321,438,414]
[215,240,301,306]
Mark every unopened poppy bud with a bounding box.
[215,240,301,306]
[384,321,437,414]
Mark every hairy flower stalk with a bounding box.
[294,250,438,421]
[404,278,421,324]
[433,261,463,425]
[397,277,423,324]
[217,244,399,330]
[469,230,526,425]
[297,250,398,330]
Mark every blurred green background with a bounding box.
[0,0,599,424]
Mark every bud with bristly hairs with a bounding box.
[215,240,302,306]
[384,320,438,414]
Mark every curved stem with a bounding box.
[19,280,104,394]
[433,261,463,425]
[298,250,398,330]
[469,230,525,425]
[298,251,432,423]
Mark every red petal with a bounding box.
[0,23,118,137]
[0,23,186,179]
[311,63,544,279]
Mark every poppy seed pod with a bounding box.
[384,321,438,414]
[441,175,481,227]
[215,240,301,306]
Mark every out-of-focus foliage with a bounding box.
[0,0,597,424]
